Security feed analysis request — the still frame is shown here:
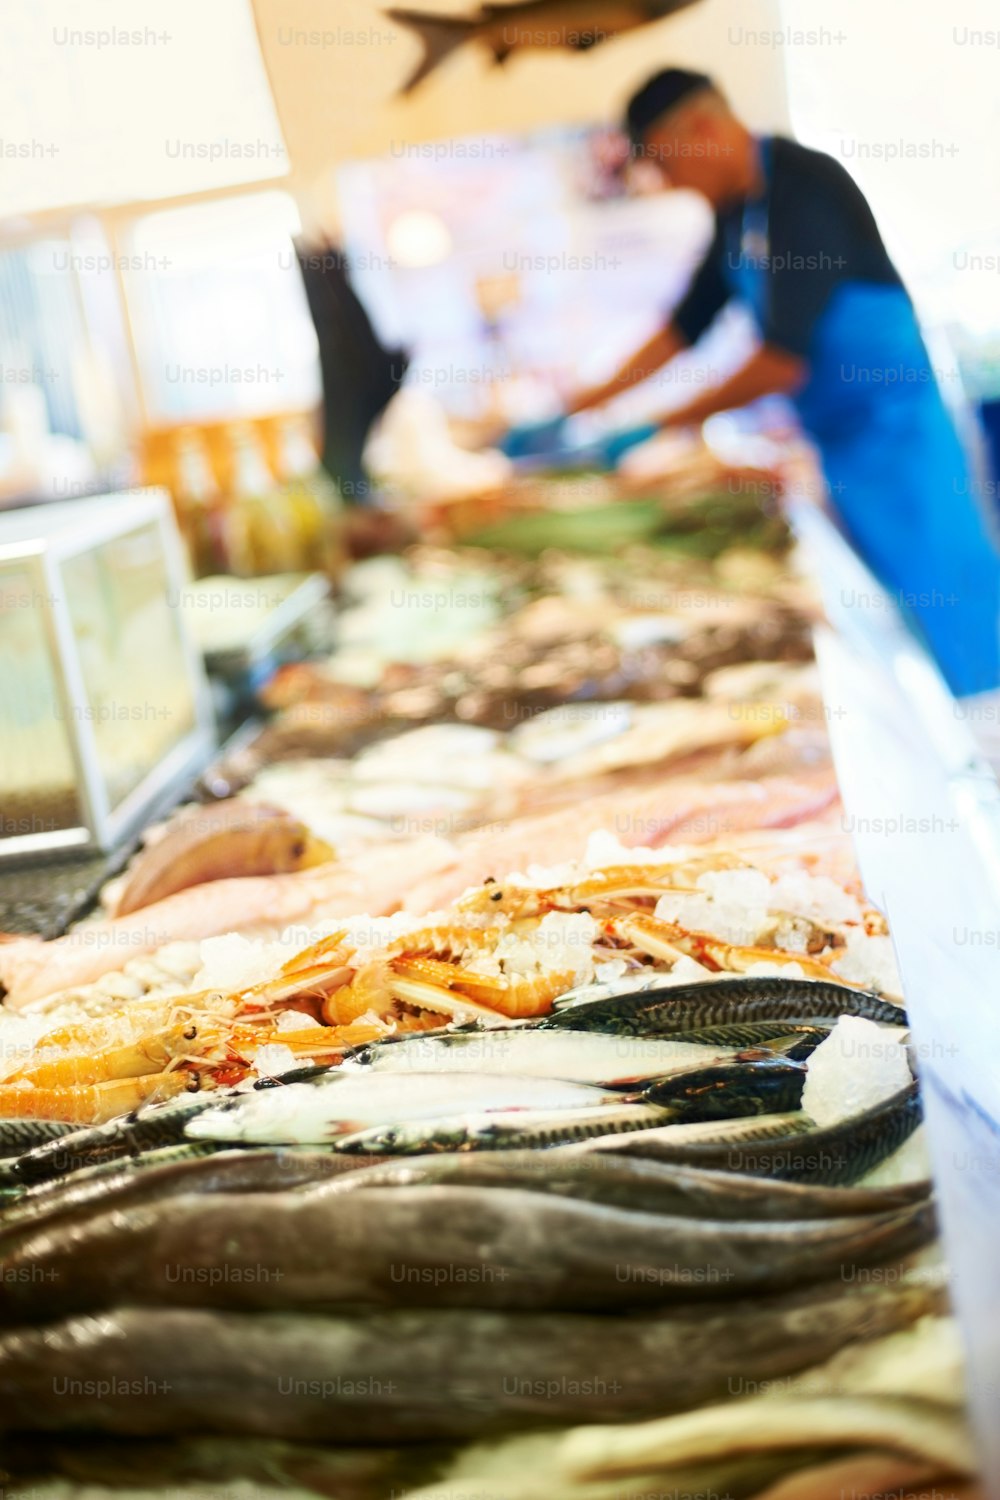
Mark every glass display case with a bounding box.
[0,489,214,860]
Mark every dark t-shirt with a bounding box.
[671,137,904,359]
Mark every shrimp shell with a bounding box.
[455,856,749,920]
[560,857,751,911]
[391,958,579,1019]
[0,1070,193,1126]
[386,925,500,959]
[322,963,396,1025]
[4,1022,223,1091]
[611,913,849,982]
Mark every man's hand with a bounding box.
[497,415,568,459]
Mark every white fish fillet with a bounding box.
[404,773,839,913]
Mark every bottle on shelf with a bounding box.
[224,422,297,577]
[171,427,226,576]
[271,414,346,577]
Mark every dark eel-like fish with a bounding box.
[0,1183,934,1323]
[0,1273,945,1440]
[321,1147,932,1222]
[0,1146,375,1257]
[0,1434,838,1500]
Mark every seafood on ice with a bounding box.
[0,503,977,1494]
[0,832,900,1127]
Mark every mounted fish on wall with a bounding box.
[386,0,701,93]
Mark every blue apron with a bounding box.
[727,140,1000,697]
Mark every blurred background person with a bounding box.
[508,68,1000,698]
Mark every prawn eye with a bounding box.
[291,841,306,859]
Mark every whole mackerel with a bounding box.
[342,1026,771,1085]
[333,1058,807,1155]
[543,977,906,1035]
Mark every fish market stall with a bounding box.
[3,1,999,1494]
[0,475,989,1500]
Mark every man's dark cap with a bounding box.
[625,69,715,145]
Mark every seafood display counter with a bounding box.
[0,498,990,1499]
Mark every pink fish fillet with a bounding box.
[0,837,455,1009]
[403,771,840,912]
[723,816,866,896]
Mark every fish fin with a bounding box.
[385,8,475,93]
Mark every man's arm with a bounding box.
[566,323,687,415]
[565,216,731,419]
[656,343,806,429]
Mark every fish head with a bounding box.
[643,1055,807,1118]
[336,1122,409,1155]
[253,1062,333,1088]
[339,1045,378,1070]
[286,824,336,871]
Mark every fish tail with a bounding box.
[386,8,475,93]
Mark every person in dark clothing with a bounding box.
[296,242,409,503]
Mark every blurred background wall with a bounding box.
[249,0,792,235]
[0,0,997,502]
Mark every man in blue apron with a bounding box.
[555,68,1000,697]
